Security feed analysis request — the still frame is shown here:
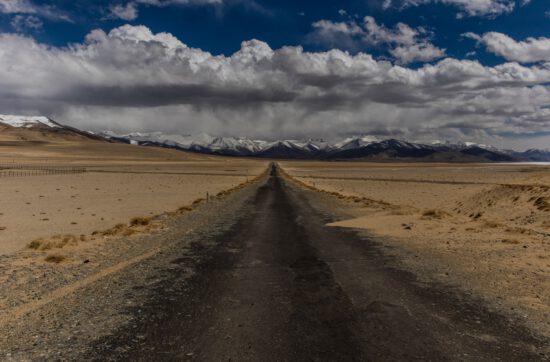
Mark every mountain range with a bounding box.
[0,115,548,162]
[99,130,550,162]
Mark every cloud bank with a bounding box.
[0,24,549,148]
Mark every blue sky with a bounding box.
[6,0,550,62]
[0,0,549,149]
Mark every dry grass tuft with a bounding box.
[192,198,205,206]
[91,216,158,240]
[122,228,137,236]
[483,220,501,228]
[421,209,449,220]
[27,239,44,250]
[44,253,66,263]
[534,197,550,211]
[99,223,127,236]
[27,234,78,250]
[129,216,151,227]
[469,212,483,220]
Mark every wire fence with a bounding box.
[0,163,86,178]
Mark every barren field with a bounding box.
[280,161,550,337]
[0,139,267,255]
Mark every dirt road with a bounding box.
[85,164,547,361]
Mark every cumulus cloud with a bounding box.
[308,19,364,50]
[390,43,445,64]
[383,0,515,17]
[465,32,550,63]
[0,24,548,147]
[309,16,445,64]
[0,0,71,21]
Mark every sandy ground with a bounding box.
[280,161,550,337]
[0,134,269,357]
[0,172,270,360]
[0,138,267,255]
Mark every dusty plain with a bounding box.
[0,136,267,255]
[0,131,268,356]
[1,124,549,358]
[280,161,550,337]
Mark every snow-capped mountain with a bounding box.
[257,140,326,159]
[326,138,439,160]
[101,131,262,154]
[2,115,546,162]
[98,130,549,161]
[0,114,107,142]
[99,131,328,158]
[0,115,60,128]
[330,135,382,151]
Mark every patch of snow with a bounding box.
[331,135,382,150]
[0,115,59,128]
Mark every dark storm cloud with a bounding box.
[57,84,298,107]
[0,24,549,146]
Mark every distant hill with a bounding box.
[0,115,107,144]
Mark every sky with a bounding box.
[0,0,549,149]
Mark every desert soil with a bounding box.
[280,161,550,339]
[0,138,267,255]
[1,164,548,360]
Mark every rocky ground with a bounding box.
[0,164,548,361]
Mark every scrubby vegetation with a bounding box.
[44,253,67,263]
[27,234,78,250]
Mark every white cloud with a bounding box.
[390,43,445,64]
[465,32,550,63]
[0,25,548,147]
[309,19,364,50]
[0,0,71,21]
[105,0,228,21]
[363,16,427,48]
[363,15,419,45]
[108,3,139,21]
[312,19,363,36]
[384,0,515,17]
[137,0,223,4]
[10,14,42,31]
[0,0,36,13]
[309,16,445,64]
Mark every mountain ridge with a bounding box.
[0,115,547,162]
[98,130,550,162]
